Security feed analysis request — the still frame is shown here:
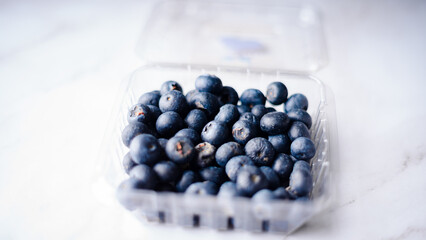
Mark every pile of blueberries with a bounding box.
[120,74,315,202]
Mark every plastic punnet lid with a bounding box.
[137,0,327,73]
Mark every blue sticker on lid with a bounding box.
[221,37,267,55]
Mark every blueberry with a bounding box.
[260,112,290,135]
[199,166,227,185]
[123,152,137,174]
[285,188,298,200]
[239,112,260,127]
[218,86,239,105]
[272,153,295,181]
[237,104,251,115]
[157,138,168,151]
[129,134,162,165]
[251,104,267,119]
[218,181,239,198]
[285,93,308,112]
[118,178,146,191]
[156,111,184,137]
[165,136,196,165]
[290,137,316,160]
[194,142,217,168]
[214,104,240,126]
[176,170,199,192]
[289,168,313,197]
[288,121,310,141]
[215,141,244,167]
[266,107,276,113]
[159,90,189,116]
[121,122,151,147]
[146,105,162,123]
[273,187,290,199]
[244,137,275,166]
[268,134,291,154]
[225,155,254,182]
[160,80,183,95]
[178,161,191,172]
[157,138,168,158]
[195,74,223,95]
[287,109,312,129]
[293,160,311,172]
[185,89,199,105]
[240,89,266,107]
[175,128,201,145]
[252,189,275,202]
[127,103,152,125]
[296,196,310,201]
[190,92,220,118]
[260,166,280,190]
[266,82,288,105]
[201,121,230,146]
[129,164,159,190]
[138,91,161,107]
[157,182,176,192]
[153,160,181,183]
[231,120,258,145]
[185,181,218,196]
[184,109,208,133]
[236,165,268,197]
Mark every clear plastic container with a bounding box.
[96,0,338,234]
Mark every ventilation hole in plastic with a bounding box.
[158,211,165,223]
[227,217,234,230]
[262,220,270,232]
[193,215,200,227]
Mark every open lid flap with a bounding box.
[136,0,327,73]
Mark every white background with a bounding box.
[0,0,425,239]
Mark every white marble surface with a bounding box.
[0,0,426,239]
